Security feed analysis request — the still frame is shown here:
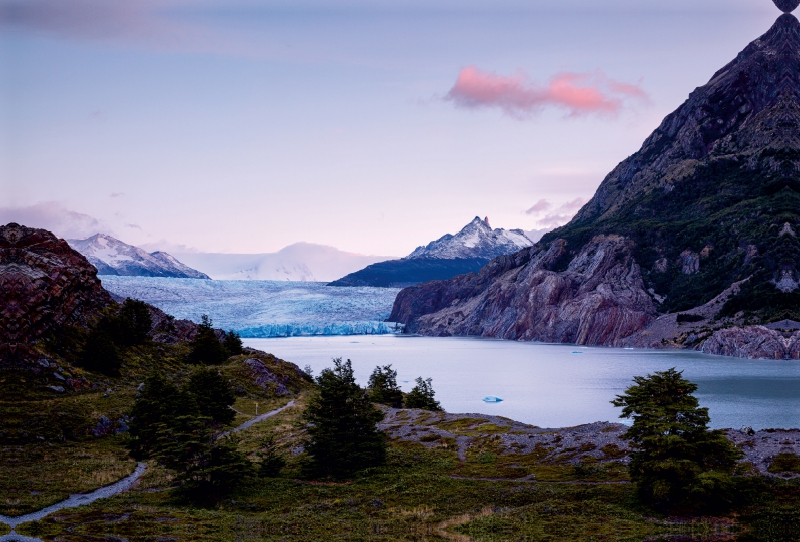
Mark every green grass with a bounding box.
[3,342,797,541]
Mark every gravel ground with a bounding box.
[380,408,800,477]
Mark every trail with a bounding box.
[448,475,630,485]
[0,463,146,540]
[219,400,295,438]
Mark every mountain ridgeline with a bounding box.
[391,12,800,356]
[329,217,532,287]
[68,234,210,279]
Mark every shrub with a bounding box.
[78,328,122,376]
[405,377,442,411]
[676,313,705,324]
[768,453,800,474]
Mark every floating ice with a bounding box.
[483,395,503,403]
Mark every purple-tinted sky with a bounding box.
[0,0,783,255]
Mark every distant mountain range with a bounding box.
[329,217,533,287]
[170,243,394,282]
[67,234,210,279]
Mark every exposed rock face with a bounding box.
[391,236,656,346]
[0,223,112,365]
[702,326,800,359]
[392,13,800,355]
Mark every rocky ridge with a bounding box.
[0,223,113,366]
[392,235,655,344]
[391,12,800,358]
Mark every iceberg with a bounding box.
[99,276,402,338]
[482,396,503,403]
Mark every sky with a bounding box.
[0,0,784,256]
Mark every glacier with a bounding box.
[99,276,401,337]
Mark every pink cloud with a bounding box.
[525,199,551,215]
[525,197,589,228]
[446,67,648,118]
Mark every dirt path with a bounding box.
[448,475,630,485]
[0,462,146,538]
[219,400,296,438]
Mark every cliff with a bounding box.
[391,12,800,355]
[0,223,113,366]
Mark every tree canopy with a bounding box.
[301,358,386,479]
[611,368,742,510]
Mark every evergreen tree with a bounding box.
[188,315,228,365]
[112,299,153,346]
[127,373,196,459]
[301,358,386,479]
[256,434,286,478]
[367,364,404,408]
[187,366,236,426]
[223,330,244,356]
[153,419,254,505]
[611,368,743,510]
[404,377,442,411]
[78,328,121,376]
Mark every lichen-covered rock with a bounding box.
[391,235,656,346]
[0,223,112,366]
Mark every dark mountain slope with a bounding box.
[329,217,531,287]
[391,12,800,350]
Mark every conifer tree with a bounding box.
[256,434,286,478]
[367,364,404,407]
[223,330,244,356]
[188,315,228,365]
[611,368,742,510]
[405,377,442,411]
[187,366,236,426]
[301,358,386,479]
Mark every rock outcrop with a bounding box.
[391,235,656,346]
[702,326,800,359]
[0,223,113,366]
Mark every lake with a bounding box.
[243,335,800,430]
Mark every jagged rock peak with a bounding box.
[775,0,800,14]
[405,216,532,260]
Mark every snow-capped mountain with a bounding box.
[406,217,532,260]
[329,217,533,287]
[67,234,210,279]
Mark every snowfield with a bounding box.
[100,277,401,337]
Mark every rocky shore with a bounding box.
[379,408,800,478]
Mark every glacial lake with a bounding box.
[243,335,800,430]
